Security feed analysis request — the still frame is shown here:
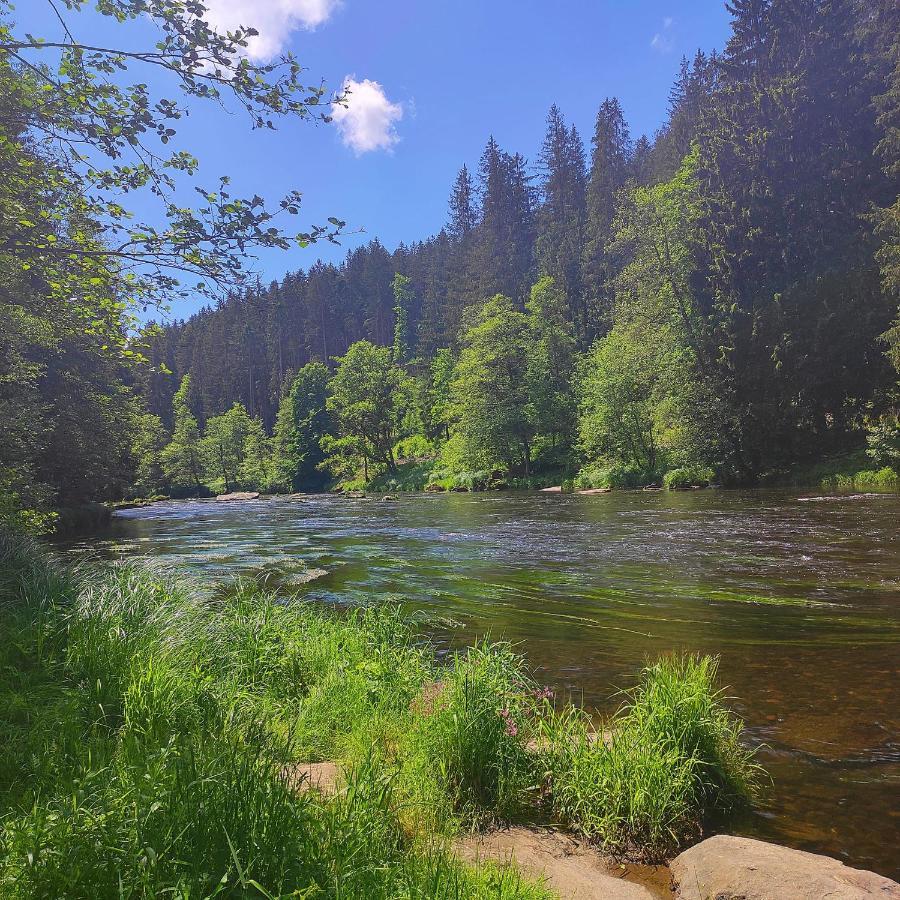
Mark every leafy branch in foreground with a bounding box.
[0,0,347,307]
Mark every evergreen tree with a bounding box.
[535,105,588,329]
[583,97,632,340]
[472,137,535,305]
[239,417,275,491]
[448,165,477,240]
[698,0,894,477]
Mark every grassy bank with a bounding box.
[0,537,759,897]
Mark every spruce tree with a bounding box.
[535,105,587,329]
[583,97,632,341]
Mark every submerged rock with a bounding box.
[216,491,260,501]
[671,835,900,900]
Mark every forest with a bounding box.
[1,0,899,528]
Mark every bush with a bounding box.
[537,654,758,860]
[663,465,715,490]
[574,463,659,489]
[392,434,436,461]
[865,414,900,470]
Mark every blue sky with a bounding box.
[22,1,734,318]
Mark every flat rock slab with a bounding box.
[216,491,260,501]
[540,486,563,492]
[577,488,611,494]
[671,835,900,900]
[455,827,669,900]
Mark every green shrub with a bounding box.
[865,414,900,470]
[663,465,715,490]
[393,434,436,461]
[574,463,659,489]
[538,654,758,860]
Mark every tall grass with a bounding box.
[0,534,760,896]
[538,655,759,860]
[0,535,552,898]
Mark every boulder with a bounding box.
[424,483,446,492]
[215,491,259,501]
[541,485,563,492]
[671,835,900,900]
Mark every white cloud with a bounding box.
[651,17,675,53]
[331,77,403,155]
[201,0,341,60]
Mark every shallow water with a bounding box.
[64,490,900,877]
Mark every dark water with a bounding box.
[64,490,900,878]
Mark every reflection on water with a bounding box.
[62,490,900,878]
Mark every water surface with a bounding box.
[65,490,900,877]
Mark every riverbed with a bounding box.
[62,489,900,878]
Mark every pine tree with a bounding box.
[535,105,587,329]
[472,137,535,306]
[448,165,477,240]
[583,97,632,341]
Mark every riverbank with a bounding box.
[3,535,898,897]
[329,450,899,497]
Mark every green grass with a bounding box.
[535,655,759,861]
[0,536,761,895]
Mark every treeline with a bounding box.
[142,0,900,493]
[3,0,900,529]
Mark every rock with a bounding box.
[380,494,399,501]
[671,835,900,900]
[455,827,667,900]
[287,493,307,501]
[449,485,469,492]
[424,483,446,492]
[578,487,611,495]
[216,491,260,501]
[541,486,563,492]
[345,491,367,499]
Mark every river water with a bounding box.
[64,489,900,878]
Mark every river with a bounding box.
[62,489,900,878]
